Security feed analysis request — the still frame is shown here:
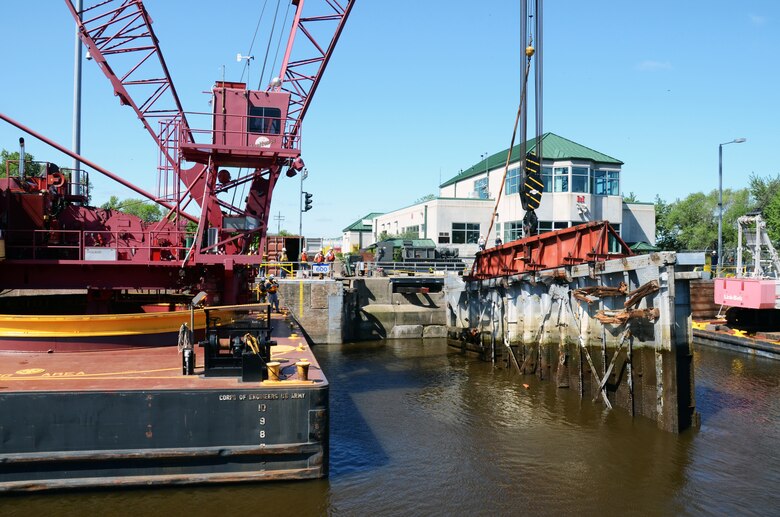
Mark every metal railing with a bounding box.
[3,229,198,263]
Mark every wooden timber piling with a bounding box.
[445,251,700,433]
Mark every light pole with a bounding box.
[717,137,746,274]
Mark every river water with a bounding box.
[3,340,779,516]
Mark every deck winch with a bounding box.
[196,304,274,382]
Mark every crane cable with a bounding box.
[470,40,535,276]
[259,0,283,89]
[266,2,293,90]
[240,0,271,83]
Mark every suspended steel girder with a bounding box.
[469,221,633,280]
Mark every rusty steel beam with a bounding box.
[469,220,633,280]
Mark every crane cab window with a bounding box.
[248,106,282,135]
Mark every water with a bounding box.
[3,340,779,516]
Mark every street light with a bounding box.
[717,137,746,274]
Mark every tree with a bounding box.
[763,194,780,244]
[1,148,38,178]
[623,191,639,203]
[101,195,163,223]
[658,188,750,252]
[749,174,780,243]
[654,195,680,251]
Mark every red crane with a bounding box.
[0,0,354,306]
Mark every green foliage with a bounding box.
[654,195,680,251]
[656,188,752,252]
[376,229,419,242]
[101,195,163,223]
[1,149,38,178]
[278,229,292,236]
[764,195,780,243]
[749,174,780,243]
[622,191,639,203]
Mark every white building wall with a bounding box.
[441,158,632,241]
[373,198,494,258]
[622,203,656,245]
[342,230,373,253]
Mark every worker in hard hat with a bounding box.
[325,247,336,278]
[265,274,280,312]
[279,247,289,278]
[313,249,325,279]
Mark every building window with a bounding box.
[593,169,620,196]
[554,167,568,192]
[404,225,420,237]
[542,166,552,192]
[452,222,480,244]
[505,167,521,195]
[474,177,489,199]
[537,221,569,233]
[438,232,450,244]
[609,223,622,253]
[504,221,523,242]
[572,167,589,193]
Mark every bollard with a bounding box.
[267,361,281,381]
[296,360,310,381]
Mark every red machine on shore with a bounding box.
[714,213,780,329]
[0,0,354,309]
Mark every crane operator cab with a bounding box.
[211,81,295,159]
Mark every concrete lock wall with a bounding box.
[348,278,447,340]
[444,251,699,433]
[277,279,345,344]
[277,277,448,344]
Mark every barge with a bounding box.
[0,306,328,491]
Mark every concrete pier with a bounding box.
[444,251,700,433]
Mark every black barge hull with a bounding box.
[0,311,328,491]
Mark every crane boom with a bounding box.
[276,0,356,141]
[64,0,192,165]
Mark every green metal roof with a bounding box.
[439,132,623,188]
[342,212,384,233]
[630,241,661,252]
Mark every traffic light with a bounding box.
[303,192,313,212]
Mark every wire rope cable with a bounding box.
[240,0,270,82]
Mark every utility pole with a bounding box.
[273,211,285,234]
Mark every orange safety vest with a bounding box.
[326,251,335,262]
[314,253,324,263]
[300,251,308,262]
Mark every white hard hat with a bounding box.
[282,247,286,251]
[269,274,275,279]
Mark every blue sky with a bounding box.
[0,1,777,238]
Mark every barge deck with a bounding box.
[0,309,328,491]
